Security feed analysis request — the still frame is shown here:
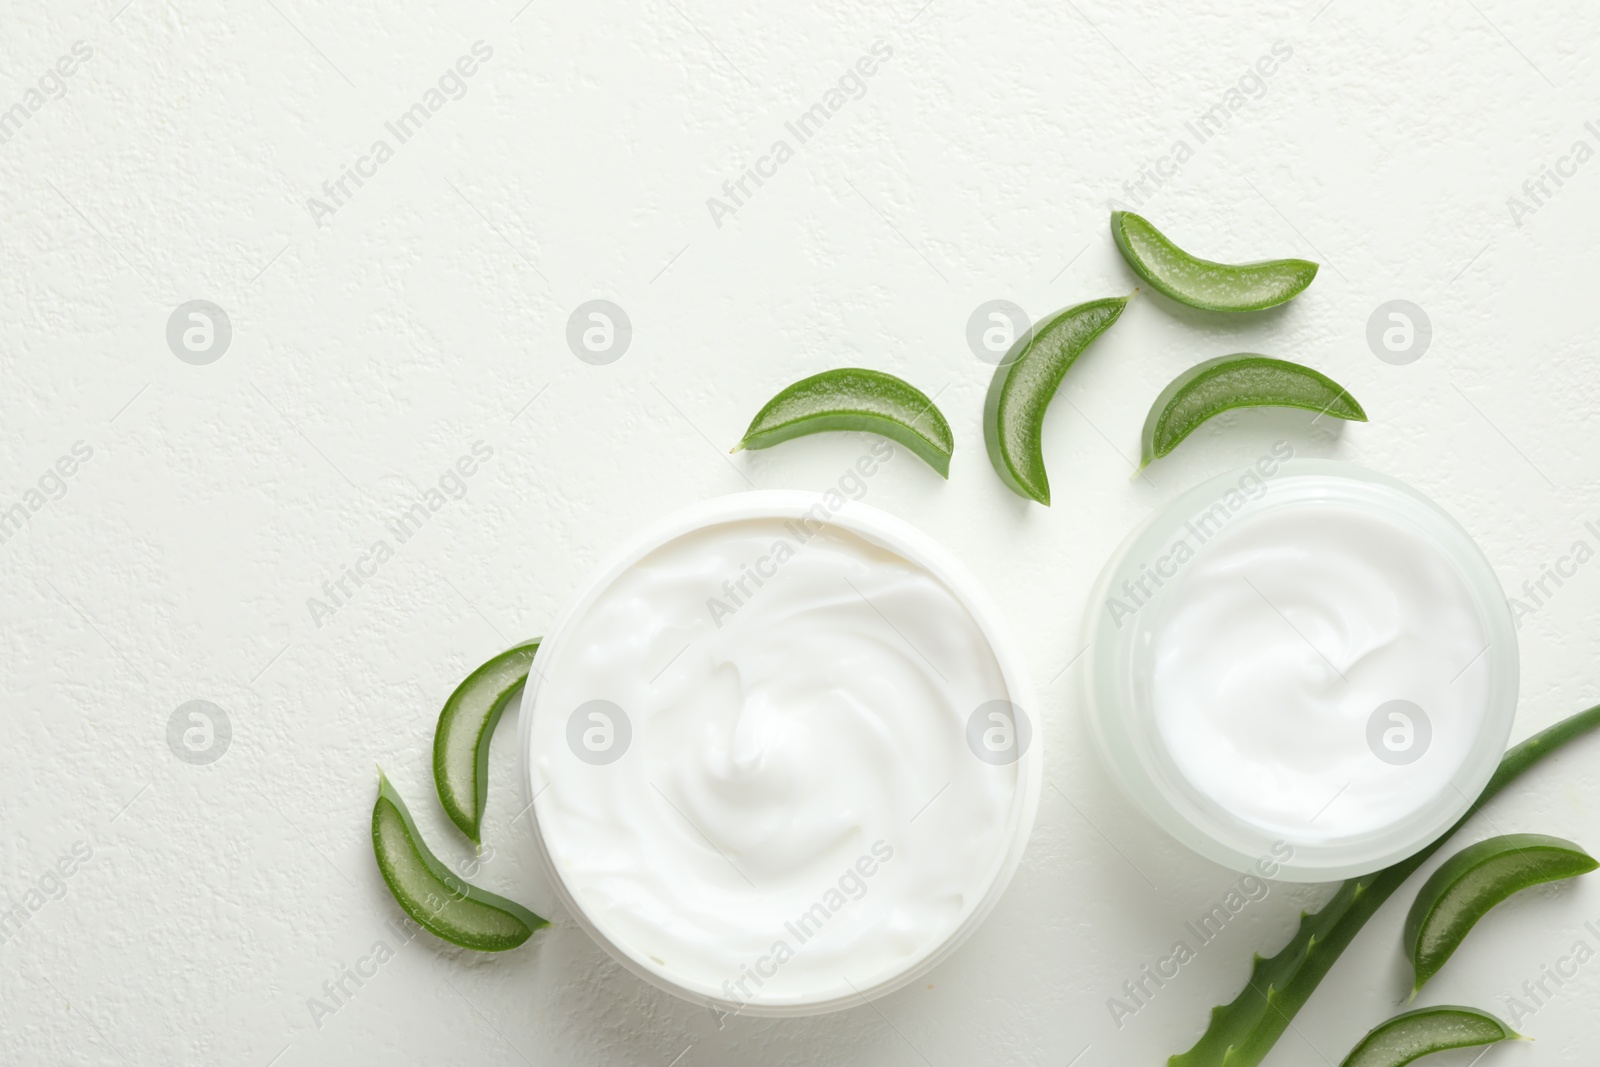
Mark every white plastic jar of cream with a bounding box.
[521,490,1039,1014]
[1085,458,1518,881]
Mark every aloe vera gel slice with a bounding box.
[1406,833,1597,994]
[433,641,540,844]
[1141,354,1365,466]
[1337,1006,1521,1067]
[1111,211,1318,312]
[983,296,1128,504]
[372,770,548,951]
[734,368,954,477]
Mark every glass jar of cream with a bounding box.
[520,490,1040,1014]
[1085,458,1518,882]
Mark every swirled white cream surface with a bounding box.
[1146,502,1490,843]
[529,515,1020,1006]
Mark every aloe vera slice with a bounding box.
[1141,354,1366,467]
[1337,1006,1521,1067]
[372,770,548,951]
[1110,211,1318,312]
[982,296,1128,505]
[433,640,540,844]
[733,368,953,477]
[1406,833,1596,995]
[1170,700,1600,1067]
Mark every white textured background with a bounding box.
[3,1,1599,1064]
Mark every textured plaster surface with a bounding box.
[2,1,1599,1064]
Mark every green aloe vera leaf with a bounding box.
[1111,211,1318,312]
[1405,833,1596,995]
[1141,354,1366,467]
[433,640,541,844]
[372,770,548,952]
[733,368,954,477]
[982,296,1129,505]
[1169,701,1600,1067]
[1338,1006,1522,1067]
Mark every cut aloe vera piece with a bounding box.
[372,770,548,951]
[734,368,954,477]
[433,640,540,844]
[1337,1005,1521,1067]
[1406,833,1596,995]
[983,296,1129,505]
[1141,354,1365,467]
[1111,211,1318,312]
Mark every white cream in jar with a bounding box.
[523,492,1037,1012]
[1148,502,1489,841]
[1087,459,1518,880]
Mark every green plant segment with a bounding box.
[982,296,1128,505]
[372,770,549,952]
[1406,833,1596,995]
[1169,701,1600,1067]
[1141,355,1366,467]
[1336,1006,1521,1067]
[734,368,954,477]
[433,640,541,844]
[1110,211,1318,312]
